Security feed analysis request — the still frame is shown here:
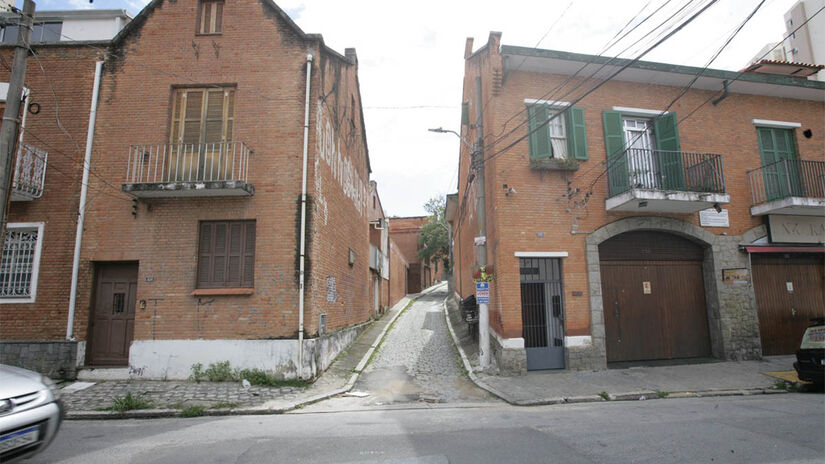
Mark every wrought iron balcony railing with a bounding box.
[607,148,726,198]
[747,159,825,206]
[11,144,48,201]
[125,142,250,185]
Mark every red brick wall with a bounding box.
[68,0,370,345]
[388,237,409,307]
[457,36,825,340]
[0,46,104,340]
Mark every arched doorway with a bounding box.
[599,231,712,363]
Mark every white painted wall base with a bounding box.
[565,336,592,347]
[119,322,369,381]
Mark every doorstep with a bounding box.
[77,367,131,381]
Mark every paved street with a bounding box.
[307,286,494,410]
[32,393,824,463]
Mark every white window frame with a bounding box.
[751,119,801,129]
[0,222,45,303]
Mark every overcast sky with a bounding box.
[33,0,803,216]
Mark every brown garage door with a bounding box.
[752,253,825,355]
[600,231,711,363]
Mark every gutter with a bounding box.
[67,60,103,341]
[297,53,313,378]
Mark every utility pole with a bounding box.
[473,76,490,369]
[0,0,35,240]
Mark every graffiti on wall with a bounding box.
[316,101,368,217]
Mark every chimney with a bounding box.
[464,38,474,59]
[345,48,358,65]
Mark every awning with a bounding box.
[743,246,825,254]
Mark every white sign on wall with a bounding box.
[769,215,825,244]
[699,208,729,227]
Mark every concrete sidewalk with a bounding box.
[444,294,798,406]
[61,285,444,419]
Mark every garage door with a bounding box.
[752,253,825,355]
[600,231,711,363]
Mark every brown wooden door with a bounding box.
[88,263,138,366]
[600,231,711,363]
[752,254,825,355]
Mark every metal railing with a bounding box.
[607,148,726,197]
[12,144,48,199]
[747,158,825,206]
[125,142,250,184]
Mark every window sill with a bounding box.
[191,288,254,296]
[529,157,580,171]
[195,32,223,37]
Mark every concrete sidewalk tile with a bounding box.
[666,392,697,399]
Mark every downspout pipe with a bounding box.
[298,53,313,378]
[67,60,103,341]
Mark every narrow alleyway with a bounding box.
[305,285,495,410]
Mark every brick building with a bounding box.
[0,13,126,378]
[453,33,824,374]
[388,216,436,293]
[368,181,390,316]
[2,0,376,380]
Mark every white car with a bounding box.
[0,364,63,463]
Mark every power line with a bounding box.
[483,0,719,165]
[482,0,689,152]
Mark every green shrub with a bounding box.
[204,361,234,382]
[190,363,205,382]
[180,405,205,418]
[107,392,152,413]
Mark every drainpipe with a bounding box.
[66,60,103,341]
[297,54,313,378]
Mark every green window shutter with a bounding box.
[757,127,799,200]
[653,112,681,152]
[527,104,552,159]
[654,112,684,189]
[565,106,588,160]
[602,110,628,196]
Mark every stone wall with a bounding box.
[0,341,79,379]
[490,333,527,376]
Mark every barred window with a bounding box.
[0,224,44,302]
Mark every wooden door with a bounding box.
[599,231,711,363]
[752,254,825,355]
[88,263,138,366]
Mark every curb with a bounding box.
[441,296,789,407]
[65,292,426,420]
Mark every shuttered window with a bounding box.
[197,220,255,288]
[170,87,235,145]
[527,104,587,160]
[198,0,224,35]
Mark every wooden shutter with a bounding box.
[654,112,684,189]
[197,221,255,288]
[565,106,588,160]
[602,110,628,195]
[757,127,799,200]
[527,104,552,159]
[200,1,223,34]
[242,223,255,287]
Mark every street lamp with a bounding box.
[428,126,490,370]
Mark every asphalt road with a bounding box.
[33,393,823,463]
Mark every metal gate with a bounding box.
[520,258,565,370]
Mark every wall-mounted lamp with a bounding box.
[712,202,722,213]
[503,184,516,196]
[638,201,648,208]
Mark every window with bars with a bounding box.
[198,0,224,35]
[197,220,255,288]
[0,224,43,301]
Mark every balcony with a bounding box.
[122,142,254,198]
[747,159,825,216]
[605,149,730,213]
[11,144,48,201]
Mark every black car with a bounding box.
[794,318,825,388]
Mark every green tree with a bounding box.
[418,195,450,271]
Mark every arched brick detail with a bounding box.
[584,217,721,368]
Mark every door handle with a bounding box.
[791,307,796,317]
